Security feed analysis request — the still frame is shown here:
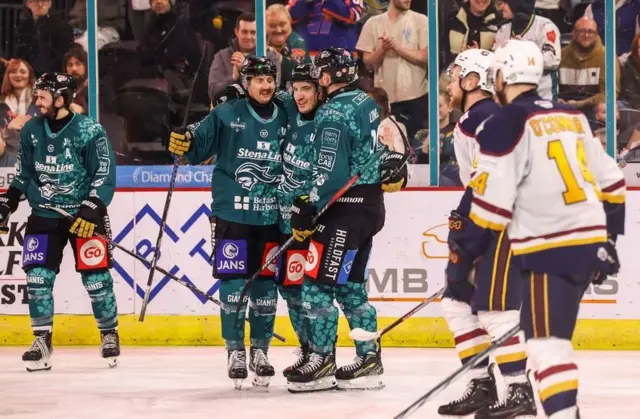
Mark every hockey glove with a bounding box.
[590,237,620,285]
[291,195,316,242]
[0,187,22,235]
[69,197,107,239]
[168,128,192,157]
[446,239,479,286]
[380,151,407,193]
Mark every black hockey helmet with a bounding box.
[311,47,358,84]
[291,63,316,84]
[213,83,246,107]
[240,55,279,89]
[32,72,78,108]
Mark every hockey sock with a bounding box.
[442,297,490,376]
[302,278,338,355]
[336,282,377,356]
[81,271,118,331]
[528,337,579,418]
[478,310,528,384]
[248,279,278,351]
[278,284,309,346]
[26,267,57,333]
[219,279,248,351]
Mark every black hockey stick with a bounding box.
[394,324,521,419]
[349,286,444,342]
[233,145,395,328]
[41,204,287,343]
[139,42,210,322]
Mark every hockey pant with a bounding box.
[276,234,310,347]
[22,214,117,334]
[212,217,279,351]
[521,271,590,418]
[442,230,527,380]
[301,203,384,357]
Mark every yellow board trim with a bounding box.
[495,351,527,365]
[540,379,579,402]
[469,212,506,232]
[1,315,640,349]
[512,236,607,255]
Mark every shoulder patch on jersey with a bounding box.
[477,105,528,156]
[546,30,556,43]
[320,127,340,150]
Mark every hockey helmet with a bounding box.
[491,39,543,87]
[240,55,279,90]
[311,47,358,84]
[32,72,78,107]
[290,63,316,84]
[450,49,495,94]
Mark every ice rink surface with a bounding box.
[1,347,639,419]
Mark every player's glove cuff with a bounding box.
[380,151,407,192]
[291,195,316,242]
[591,238,620,285]
[168,129,192,157]
[0,186,23,214]
[69,197,106,239]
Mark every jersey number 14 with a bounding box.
[547,139,597,205]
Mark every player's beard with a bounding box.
[41,104,59,120]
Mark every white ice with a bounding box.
[1,347,639,419]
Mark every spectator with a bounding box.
[356,0,428,140]
[0,59,37,117]
[559,17,619,118]
[142,0,203,90]
[63,47,88,115]
[584,0,640,56]
[494,0,561,100]
[620,33,640,109]
[367,87,408,153]
[445,0,501,65]
[288,0,363,57]
[208,13,281,103]
[15,0,74,76]
[266,4,310,89]
[0,128,17,168]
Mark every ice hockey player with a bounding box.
[494,0,561,100]
[439,49,536,418]
[275,64,322,377]
[168,56,285,389]
[450,39,625,418]
[286,47,407,393]
[0,73,119,372]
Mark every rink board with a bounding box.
[1,189,639,348]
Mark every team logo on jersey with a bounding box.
[235,162,279,191]
[77,237,109,270]
[279,164,306,194]
[38,174,74,200]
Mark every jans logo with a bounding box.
[216,239,247,274]
[113,203,221,304]
[23,235,48,267]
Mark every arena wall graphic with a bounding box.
[1,168,639,349]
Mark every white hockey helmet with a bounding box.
[450,48,495,94]
[491,39,543,87]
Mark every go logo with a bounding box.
[304,240,323,280]
[284,250,307,285]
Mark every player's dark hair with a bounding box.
[236,12,256,28]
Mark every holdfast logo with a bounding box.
[113,203,221,304]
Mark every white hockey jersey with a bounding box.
[494,16,561,101]
[453,98,501,186]
[467,92,625,274]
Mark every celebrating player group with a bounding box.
[0,37,624,418]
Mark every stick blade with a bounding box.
[349,328,380,342]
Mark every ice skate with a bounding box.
[100,329,120,368]
[22,331,53,372]
[249,347,275,387]
[475,368,537,419]
[282,344,310,378]
[437,370,497,416]
[336,351,384,390]
[287,352,338,393]
[228,350,248,390]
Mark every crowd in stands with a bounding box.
[0,0,639,181]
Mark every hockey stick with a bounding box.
[139,42,210,322]
[394,324,521,419]
[233,145,396,327]
[41,205,287,343]
[349,286,444,342]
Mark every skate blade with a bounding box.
[105,356,118,369]
[252,375,272,388]
[337,375,384,391]
[232,378,245,390]
[287,376,338,394]
[25,359,52,372]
